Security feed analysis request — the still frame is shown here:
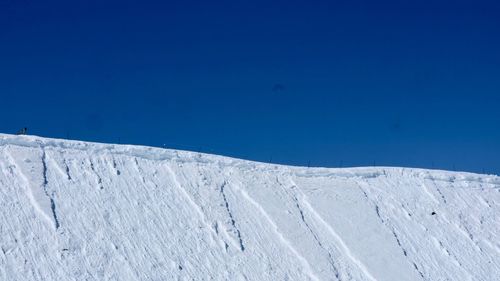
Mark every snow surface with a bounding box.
[0,133,499,281]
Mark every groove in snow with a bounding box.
[298,194,377,281]
[234,184,321,281]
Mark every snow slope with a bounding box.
[0,134,499,281]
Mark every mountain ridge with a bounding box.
[0,134,499,280]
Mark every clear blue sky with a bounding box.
[1,0,499,174]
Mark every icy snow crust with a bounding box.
[0,134,499,281]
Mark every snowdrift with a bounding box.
[0,134,499,281]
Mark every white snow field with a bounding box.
[0,134,499,281]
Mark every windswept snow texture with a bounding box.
[1,134,499,281]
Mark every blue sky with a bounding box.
[1,0,499,173]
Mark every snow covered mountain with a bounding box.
[0,134,499,281]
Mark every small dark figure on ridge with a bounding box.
[16,127,28,135]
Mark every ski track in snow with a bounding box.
[291,184,377,281]
[41,148,60,230]
[233,183,321,281]
[274,177,341,279]
[4,146,60,231]
[164,164,223,250]
[356,181,426,280]
[0,134,499,281]
[290,189,340,279]
[218,181,245,252]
